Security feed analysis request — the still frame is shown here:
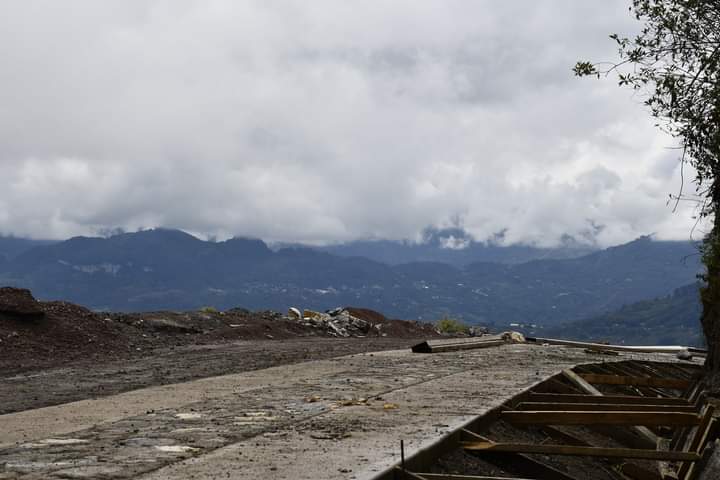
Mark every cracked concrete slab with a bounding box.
[0,344,698,479]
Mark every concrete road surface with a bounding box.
[0,343,690,479]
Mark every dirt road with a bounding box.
[0,337,423,415]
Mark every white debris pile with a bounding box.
[287,307,372,337]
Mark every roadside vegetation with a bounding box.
[436,316,470,335]
[576,0,720,386]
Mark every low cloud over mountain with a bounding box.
[0,1,702,246]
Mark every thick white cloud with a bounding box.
[0,0,703,246]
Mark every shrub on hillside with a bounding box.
[436,316,469,335]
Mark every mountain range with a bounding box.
[0,229,702,332]
[0,236,55,262]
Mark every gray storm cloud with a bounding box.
[0,0,701,246]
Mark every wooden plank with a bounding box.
[460,430,578,480]
[544,377,584,394]
[600,363,673,398]
[684,428,717,480]
[527,393,690,406]
[501,410,700,427]
[584,348,620,356]
[518,402,698,412]
[579,374,690,390]
[659,463,679,480]
[625,363,680,398]
[619,462,664,480]
[429,340,506,353]
[540,425,592,446]
[669,424,692,452]
[393,468,428,480]
[583,364,680,396]
[668,396,706,453]
[563,369,603,395]
[411,337,506,353]
[632,362,685,389]
[674,364,704,378]
[409,474,536,480]
[462,441,701,461]
[688,381,705,405]
[561,370,660,448]
[617,361,659,377]
[589,425,656,450]
[677,406,716,479]
[647,386,676,398]
[659,362,695,381]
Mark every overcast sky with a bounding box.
[0,1,704,247]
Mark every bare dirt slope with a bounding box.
[0,287,438,372]
[0,337,427,415]
[0,287,438,414]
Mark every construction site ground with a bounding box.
[0,340,701,480]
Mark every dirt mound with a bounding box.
[284,306,440,339]
[344,307,388,324]
[0,287,44,319]
[378,318,440,337]
[0,288,440,373]
[0,299,141,371]
[345,306,440,338]
[110,309,321,341]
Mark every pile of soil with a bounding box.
[0,299,143,370]
[0,288,439,373]
[0,287,44,318]
[346,306,440,337]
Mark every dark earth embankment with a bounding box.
[0,287,440,413]
[0,287,438,373]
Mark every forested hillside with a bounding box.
[544,283,703,347]
[0,230,700,330]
